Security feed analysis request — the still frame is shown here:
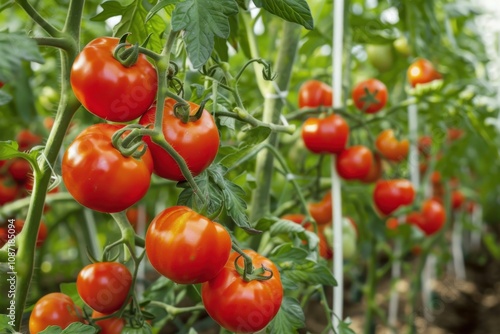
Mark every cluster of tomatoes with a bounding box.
[27,36,284,334]
[0,129,51,248]
[296,58,453,241]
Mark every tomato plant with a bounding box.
[77,262,132,314]
[352,78,388,114]
[145,206,232,284]
[92,311,126,334]
[407,58,441,87]
[0,176,18,205]
[408,199,446,236]
[298,80,333,108]
[139,98,220,181]
[308,191,332,225]
[373,180,415,216]
[62,123,153,213]
[361,153,382,183]
[201,250,283,333]
[301,114,349,154]
[29,293,83,333]
[71,37,157,122]
[336,145,373,180]
[375,129,409,162]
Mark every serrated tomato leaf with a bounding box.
[281,260,336,286]
[266,297,305,333]
[146,0,180,22]
[0,32,44,83]
[171,0,239,68]
[39,323,97,334]
[253,0,313,30]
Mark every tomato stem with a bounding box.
[16,0,61,37]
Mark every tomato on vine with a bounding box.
[77,262,132,314]
[71,37,157,122]
[145,206,231,284]
[308,191,332,225]
[361,153,382,183]
[139,98,220,181]
[29,292,83,333]
[298,80,333,108]
[352,78,388,114]
[201,250,283,333]
[408,199,446,235]
[373,179,415,216]
[62,123,153,213]
[16,129,42,151]
[336,145,373,180]
[407,58,441,87]
[92,310,126,334]
[8,159,31,184]
[375,129,409,162]
[301,114,349,154]
[452,190,465,209]
[0,176,18,205]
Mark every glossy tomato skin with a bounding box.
[201,250,283,333]
[410,199,446,235]
[71,37,157,122]
[375,129,409,162]
[139,99,219,181]
[301,114,349,154]
[373,179,415,216]
[92,310,126,334]
[336,146,373,180]
[0,176,18,205]
[77,262,132,314]
[407,58,441,87]
[361,153,382,183]
[298,80,333,108]
[29,293,83,333]
[308,191,332,225]
[146,206,231,284]
[352,79,388,114]
[62,123,153,213]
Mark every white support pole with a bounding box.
[135,204,147,298]
[422,255,436,321]
[332,0,345,330]
[388,215,404,327]
[470,204,483,250]
[408,104,419,187]
[451,210,466,280]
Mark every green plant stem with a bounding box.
[0,192,75,217]
[214,110,295,134]
[249,21,302,229]
[363,236,378,334]
[110,212,136,260]
[149,301,206,316]
[15,0,60,37]
[13,0,83,328]
[33,37,72,50]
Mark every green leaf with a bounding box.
[93,0,165,52]
[0,89,12,106]
[218,127,270,167]
[282,261,336,286]
[270,219,305,235]
[253,0,313,30]
[177,171,224,217]
[350,14,398,44]
[0,314,15,332]
[60,282,85,308]
[146,0,180,22]
[266,297,305,333]
[171,0,239,68]
[269,243,309,264]
[0,32,44,83]
[40,323,98,334]
[338,318,356,334]
[0,141,21,160]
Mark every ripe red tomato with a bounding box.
[92,311,125,334]
[0,176,18,205]
[16,129,42,151]
[301,114,349,154]
[407,58,441,87]
[418,136,432,157]
[351,79,388,114]
[8,158,31,183]
[386,217,399,230]
[447,128,464,142]
[308,191,332,225]
[361,153,382,183]
[62,123,153,213]
[139,98,220,181]
[373,179,415,216]
[0,82,3,88]
[201,250,283,333]
[146,206,231,284]
[14,219,47,247]
[408,199,446,236]
[298,80,333,108]
[29,293,84,333]
[71,37,157,122]
[375,129,409,162]
[0,227,8,248]
[77,262,132,314]
[336,145,373,180]
[452,190,465,210]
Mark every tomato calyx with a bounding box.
[172,100,206,123]
[359,87,381,111]
[113,38,140,68]
[231,244,274,282]
[111,124,151,159]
